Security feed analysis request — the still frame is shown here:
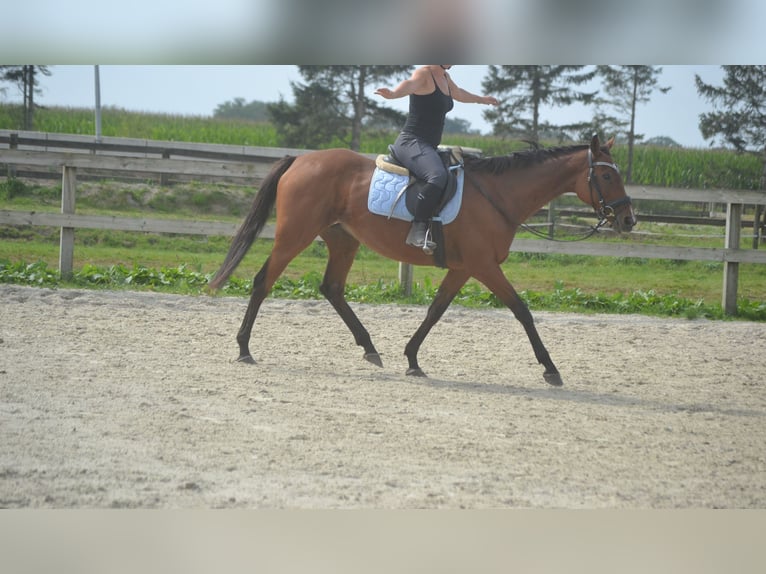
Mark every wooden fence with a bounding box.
[2,130,766,315]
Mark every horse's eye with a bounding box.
[602,173,611,181]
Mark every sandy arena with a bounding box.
[1,284,764,508]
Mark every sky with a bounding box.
[5,65,729,149]
[3,0,763,149]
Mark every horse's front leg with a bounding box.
[404,269,470,376]
[476,265,563,386]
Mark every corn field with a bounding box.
[1,104,762,190]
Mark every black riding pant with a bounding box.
[391,133,448,221]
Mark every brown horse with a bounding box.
[209,134,635,386]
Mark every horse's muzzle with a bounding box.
[614,204,637,233]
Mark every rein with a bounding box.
[465,149,626,242]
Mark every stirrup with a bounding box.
[406,221,436,254]
[421,226,436,255]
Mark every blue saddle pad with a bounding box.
[367,167,464,225]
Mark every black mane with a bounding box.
[463,144,590,175]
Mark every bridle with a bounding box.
[587,148,632,228]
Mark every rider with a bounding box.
[375,65,498,252]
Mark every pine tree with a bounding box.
[695,66,766,153]
[0,65,51,130]
[481,65,598,143]
[597,65,670,183]
[696,66,766,246]
[267,66,412,151]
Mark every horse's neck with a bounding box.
[503,154,582,222]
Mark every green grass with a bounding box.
[2,174,765,320]
[2,175,763,306]
[3,257,765,321]
[0,105,281,147]
[2,104,765,320]
[2,217,765,321]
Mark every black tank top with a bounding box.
[401,73,454,148]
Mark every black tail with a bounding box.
[209,155,297,290]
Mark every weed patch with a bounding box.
[3,259,764,321]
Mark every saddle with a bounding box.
[372,146,467,268]
[376,145,464,216]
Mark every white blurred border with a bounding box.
[1,510,765,574]
[2,0,764,63]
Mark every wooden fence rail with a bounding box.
[2,131,766,316]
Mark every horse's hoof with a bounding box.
[543,371,563,386]
[406,368,427,377]
[236,355,256,365]
[364,352,383,368]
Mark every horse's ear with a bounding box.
[605,136,615,149]
[590,134,600,154]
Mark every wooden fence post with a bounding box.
[547,200,556,239]
[59,165,77,279]
[722,202,742,316]
[160,150,171,185]
[398,262,413,297]
[7,132,18,178]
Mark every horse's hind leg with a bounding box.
[319,224,382,367]
[236,231,320,363]
[235,256,271,363]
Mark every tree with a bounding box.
[597,66,670,183]
[644,136,682,148]
[577,106,628,145]
[696,66,766,153]
[696,66,766,246]
[268,82,350,149]
[444,116,479,136]
[267,66,412,151]
[0,65,51,130]
[213,97,271,122]
[481,65,598,143]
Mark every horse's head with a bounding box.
[574,135,636,233]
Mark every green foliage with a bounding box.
[695,66,766,152]
[2,103,762,189]
[213,98,271,122]
[519,281,730,319]
[0,65,51,129]
[267,65,412,151]
[0,260,60,285]
[594,65,671,182]
[2,260,764,321]
[0,104,280,146]
[268,82,348,149]
[482,65,599,141]
[0,177,26,199]
[608,145,762,190]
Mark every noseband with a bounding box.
[587,148,631,227]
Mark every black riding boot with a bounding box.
[406,221,436,254]
[406,182,442,254]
